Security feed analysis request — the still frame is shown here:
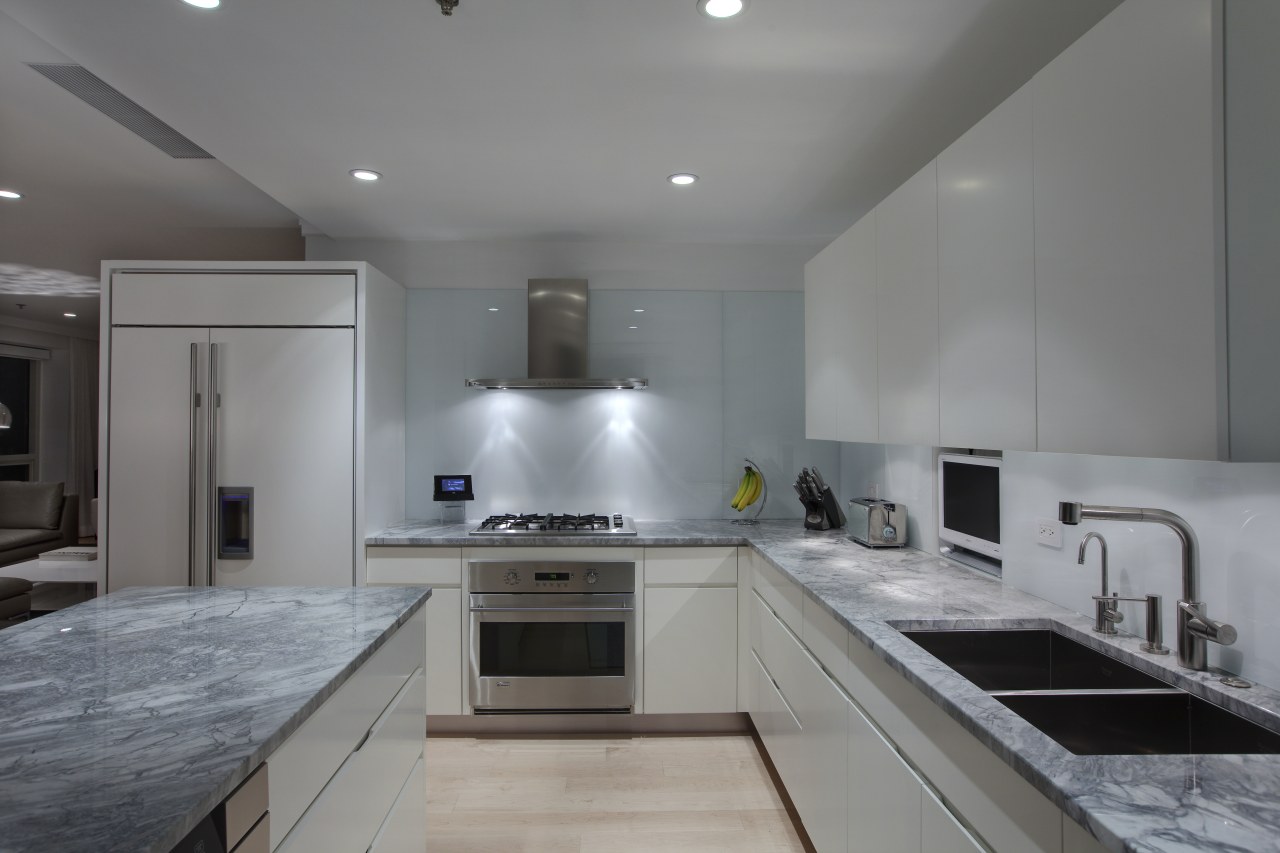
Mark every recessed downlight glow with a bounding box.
[668,173,698,186]
[349,169,382,182]
[628,325,639,330]
[633,308,645,313]
[182,0,221,8]
[487,307,500,312]
[698,0,746,19]
[63,313,77,318]
[0,189,23,200]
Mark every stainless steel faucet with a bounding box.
[1059,502,1236,670]
[1077,532,1121,634]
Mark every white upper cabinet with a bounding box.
[1032,0,1219,459]
[876,161,940,447]
[937,86,1036,452]
[111,272,356,327]
[805,215,878,443]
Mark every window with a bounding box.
[0,355,38,482]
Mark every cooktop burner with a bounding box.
[470,513,638,535]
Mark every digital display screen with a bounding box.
[942,461,1000,544]
[535,572,572,581]
[432,474,473,502]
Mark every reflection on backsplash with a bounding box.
[406,288,838,520]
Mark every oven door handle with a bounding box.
[470,606,634,613]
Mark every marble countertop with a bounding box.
[0,585,431,853]
[371,518,1280,852]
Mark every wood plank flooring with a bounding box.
[426,735,809,852]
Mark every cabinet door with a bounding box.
[750,650,803,789]
[805,215,878,443]
[921,786,985,853]
[110,272,355,327]
[937,86,1036,452]
[644,586,737,713]
[791,653,849,853]
[369,755,426,853]
[210,327,355,587]
[876,161,940,447]
[848,700,922,853]
[424,587,463,715]
[107,328,209,591]
[1032,0,1218,459]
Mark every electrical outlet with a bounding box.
[1036,518,1063,548]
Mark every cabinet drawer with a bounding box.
[751,593,810,723]
[752,557,803,634]
[366,547,463,585]
[277,670,426,853]
[750,651,802,793]
[802,595,851,689]
[644,547,736,585]
[268,608,425,850]
[369,756,426,853]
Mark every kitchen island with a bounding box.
[371,518,1280,853]
[0,584,430,853]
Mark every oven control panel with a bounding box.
[469,560,635,594]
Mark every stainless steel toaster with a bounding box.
[847,499,907,548]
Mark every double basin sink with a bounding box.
[900,628,1280,756]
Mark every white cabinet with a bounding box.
[937,85,1036,452]
[269,606,426,852]
[804,214,879,443]
[792,650,849,853]
[875,161,940,447]
[369,757,426,853]
[366,547,464,716]
[643,547,737,714]
[848,700,922,853]
[1031,0,1219,459]
[921,787,986,853]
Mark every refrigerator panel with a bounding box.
[210,327,356,587]
[107,328,210,590]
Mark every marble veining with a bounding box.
[371,518,1280,852]
[0,585,430,853]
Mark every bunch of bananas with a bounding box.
[730,465,763,511]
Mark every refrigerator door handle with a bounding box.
[208,342,220,586]
[189,343,201,587]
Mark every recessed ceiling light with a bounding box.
[668,173,698,186]
[349,169,382,182]
[0,189,23,200]
[63,312,77,318]
[633,308,645,313]
[628,325,639,330]
[697,0,747,19]
[182,0,221,8]
[487,307,500,312]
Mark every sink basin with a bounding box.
[900,629,1169,692]
[995,691,1280,755]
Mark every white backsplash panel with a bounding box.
[405,289,837,520]
[1003,451,1280,690]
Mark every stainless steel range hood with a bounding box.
[466,279,648,390]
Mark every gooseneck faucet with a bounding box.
[1077,532,1121,634]
[1059,502,1235,671]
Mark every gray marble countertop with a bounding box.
[0,585,431,853]
[371,518,1280,852]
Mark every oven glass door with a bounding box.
[470,593,635,712]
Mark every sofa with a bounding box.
[0,481,79,568]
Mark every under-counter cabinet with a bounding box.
[269,605,426,852]
[366,547,464,716]
[643,547,738,714]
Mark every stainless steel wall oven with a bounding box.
[469,560,636,713]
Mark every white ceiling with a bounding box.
[0,0,1119,246]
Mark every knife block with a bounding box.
[801,487,847,530]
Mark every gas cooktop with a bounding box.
[470,513,638,536]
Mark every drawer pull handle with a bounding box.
[356,667,423,753]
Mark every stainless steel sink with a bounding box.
[899,627,1280,755]
[995,690,1280,755]
[900,629,1169,691]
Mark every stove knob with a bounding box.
[504,570,520,586]
[585,569,599,585]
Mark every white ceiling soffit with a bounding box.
[1,0,1120,244]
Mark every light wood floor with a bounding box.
[426,735,810,852]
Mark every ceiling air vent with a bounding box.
[26,63,213,159]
